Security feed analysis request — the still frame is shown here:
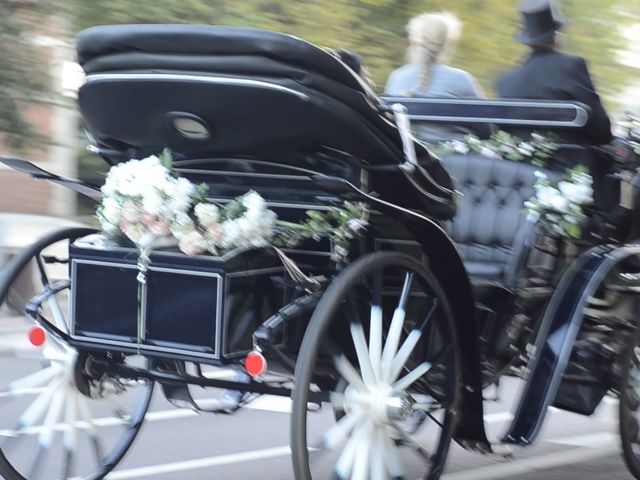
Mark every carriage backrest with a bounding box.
[442,154,559,285]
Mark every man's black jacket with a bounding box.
[496,49,613,146]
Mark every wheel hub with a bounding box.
[344,384,415,424]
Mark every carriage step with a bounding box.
[161,371,257,414]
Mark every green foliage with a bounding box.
[69,0,639,113]
[0,1,51,150]
[274,201,369,257]
[431,130,558,167]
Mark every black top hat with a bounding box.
[516,0,567,45]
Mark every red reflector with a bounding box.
[28,326,46,347]
[245,351,267,378]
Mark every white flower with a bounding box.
[452,140,469,154]
[194,203,219,226]
[534,170,547,179]
[347,218,367,233]
[164,177,195,213]
[242,191,266,212]
[536,186,569,212]
[558,181,592,205]
[480,146,499,158]
[178,231,207,256]
[142,190,164,216]
[101,197,121,225]
[170,211,196,240]
[517,143,535,155]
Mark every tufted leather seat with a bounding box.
[441,154,558,287]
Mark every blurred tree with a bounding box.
[70,0,638,109]
[0,0,50,150]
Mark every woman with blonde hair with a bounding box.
[385,12,483,99]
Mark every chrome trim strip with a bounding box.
[175,168,312,181]
[383,97,589,127]
[225,267,284,279]
[207,197,332,211]
[85,73,309,100]
[408,115,584,127]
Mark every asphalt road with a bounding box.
[0,322,635,480]
[98,377,631,480]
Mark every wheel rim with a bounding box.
[621,333,640,473]
[292,253,459,480]
[0,230,153,480]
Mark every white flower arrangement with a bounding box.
[431,131,558,167]
[524,166,593,239]
[97,150,369,260]
[97,150,277,256]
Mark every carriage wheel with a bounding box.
[620,325,640,479]
[291,252,460,480]
[0,228,154,480]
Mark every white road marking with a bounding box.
[83,446,291,480]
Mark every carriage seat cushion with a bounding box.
[441,154,556,285]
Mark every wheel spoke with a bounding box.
[388,329,423,384]
[37,385,66,449]
[324,411,361,449]
[381,426,405,478]
[28,445,47,480]
[47,293,69,333]
[9,365,57,391]
[388,298,439,382]
[381,273,414,379]
[77,395,104,463]
[351,432,371,480]
[18,378,61,429]
[393,362,432,392]
[335,422,368,479]
[350,322,375,385]
[370,428,388,480]
[334,355,367,391]
[369,272,383,379]
[62,393,79,479]
[391,421,430,461]
[369,305,383,381]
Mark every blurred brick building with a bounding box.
[0,8,79,217]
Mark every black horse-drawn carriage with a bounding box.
[1,25,639,480]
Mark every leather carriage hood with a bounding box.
[76,25,457,220]
[77,25,366,93]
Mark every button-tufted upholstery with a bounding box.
[441,154,557,286]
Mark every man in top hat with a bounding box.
[496,0,612,146]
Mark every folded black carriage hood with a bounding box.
[75,25,457,219]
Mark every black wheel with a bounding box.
[0,228,154,480]
[291,252,461,480]
[620,325,640,479]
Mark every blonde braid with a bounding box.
[414,43,441,94]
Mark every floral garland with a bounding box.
[96,150,368,260]
[274,202,369,261]
[430,131,558,168]
[524,166,593,239]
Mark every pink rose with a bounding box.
[205,223,223,244]
[178,231,206,256]
[141,213,156,227]
[122,201,140,222]
[148,219,171,237]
